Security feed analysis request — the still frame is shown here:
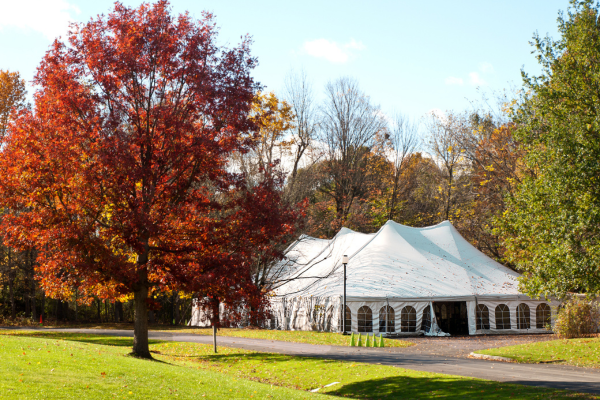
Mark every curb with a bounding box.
[469,352,514,362]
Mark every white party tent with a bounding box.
[269,220,556,336]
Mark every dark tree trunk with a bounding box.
[55,299,60,322]
[8,270,15,320]
[211,298,220,353]
[25,292,31,316]
[213,324,218,353]
[173,292,180,325]
[132,239,151,358]
[8,249,15,320]
[74,290,78,323]
[30,266,37,321]
[132,283,151,358]
[115,301,123,323]
[64,301,70,322]
[97,299,101,323]
[41,291,45,323]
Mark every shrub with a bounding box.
[554,297,600,339]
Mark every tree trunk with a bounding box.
[8,269,15,320]
[8,249,15,320]
[97,299,101,323]
[213,324,218,353]
[41,291,45,323]
[132,274,151,358]
[64,301,70,322]
[74,290,78,323]
[30,281,37,321]
[115,301,123,323]
[173,292,180,325]
[211,298,220,353]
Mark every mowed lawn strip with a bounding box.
[5,323,414,347]
[2,331,597,400]
[157,327,414,347]
[0,332,328,400]
[477,337,600,368]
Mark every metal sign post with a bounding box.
[342,254,349,335]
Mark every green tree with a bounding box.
[497,0,600,298]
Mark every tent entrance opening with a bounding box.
[433,302,468,335]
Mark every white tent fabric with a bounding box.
[268,220,557,335]
[277,220,521,299]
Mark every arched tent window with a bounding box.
[358,306,373,332]
[338,306,351,333]
[476,304,490,330]
[536,303,551,329]
[517,303,531,329]
[379,306,395,333]
[422,306,431,333]
[401,306,417,332]
[495,304,511,329]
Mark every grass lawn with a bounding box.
[13,322,414,348]
[158,327,413,348]
[1,330,597,400]
[0,331,328,400]
[477,337,600,369]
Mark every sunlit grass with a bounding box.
[158,327,414,347]
[478,337,600,368]
[1,330,596,400]
[15,322,414,347]
[0,331,327,399]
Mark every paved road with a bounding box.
[3,327,600,394]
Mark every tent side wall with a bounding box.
[188,295,559,336]
[263,296,558,335]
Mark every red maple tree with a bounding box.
[0,1,298,358]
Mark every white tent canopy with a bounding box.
[269,220,556,335]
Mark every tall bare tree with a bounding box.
[319,77,387,225]
[386,113,419,221]
[284,70,319,199]
[425,111,470,222]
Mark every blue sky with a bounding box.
[0,0,570,120]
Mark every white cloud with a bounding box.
[479,62,494,73]
[469,72,487,86]
[302,38,366,63]
[445,76,464,85]
[344,38,366,50]
[0,0,80,40]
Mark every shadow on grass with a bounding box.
[3,331,165,347]
[158,351,592,399]
[324,375,584,400]
[168,350,301,362]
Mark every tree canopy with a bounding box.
[0,0,297,357]
[497,0,600,298]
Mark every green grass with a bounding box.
[156,327,413,347]
[0,332,328,399]
[1,330,597,400]
[12,322,414,347]
[477,337,600,368]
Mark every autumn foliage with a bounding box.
[0,1,299,357]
